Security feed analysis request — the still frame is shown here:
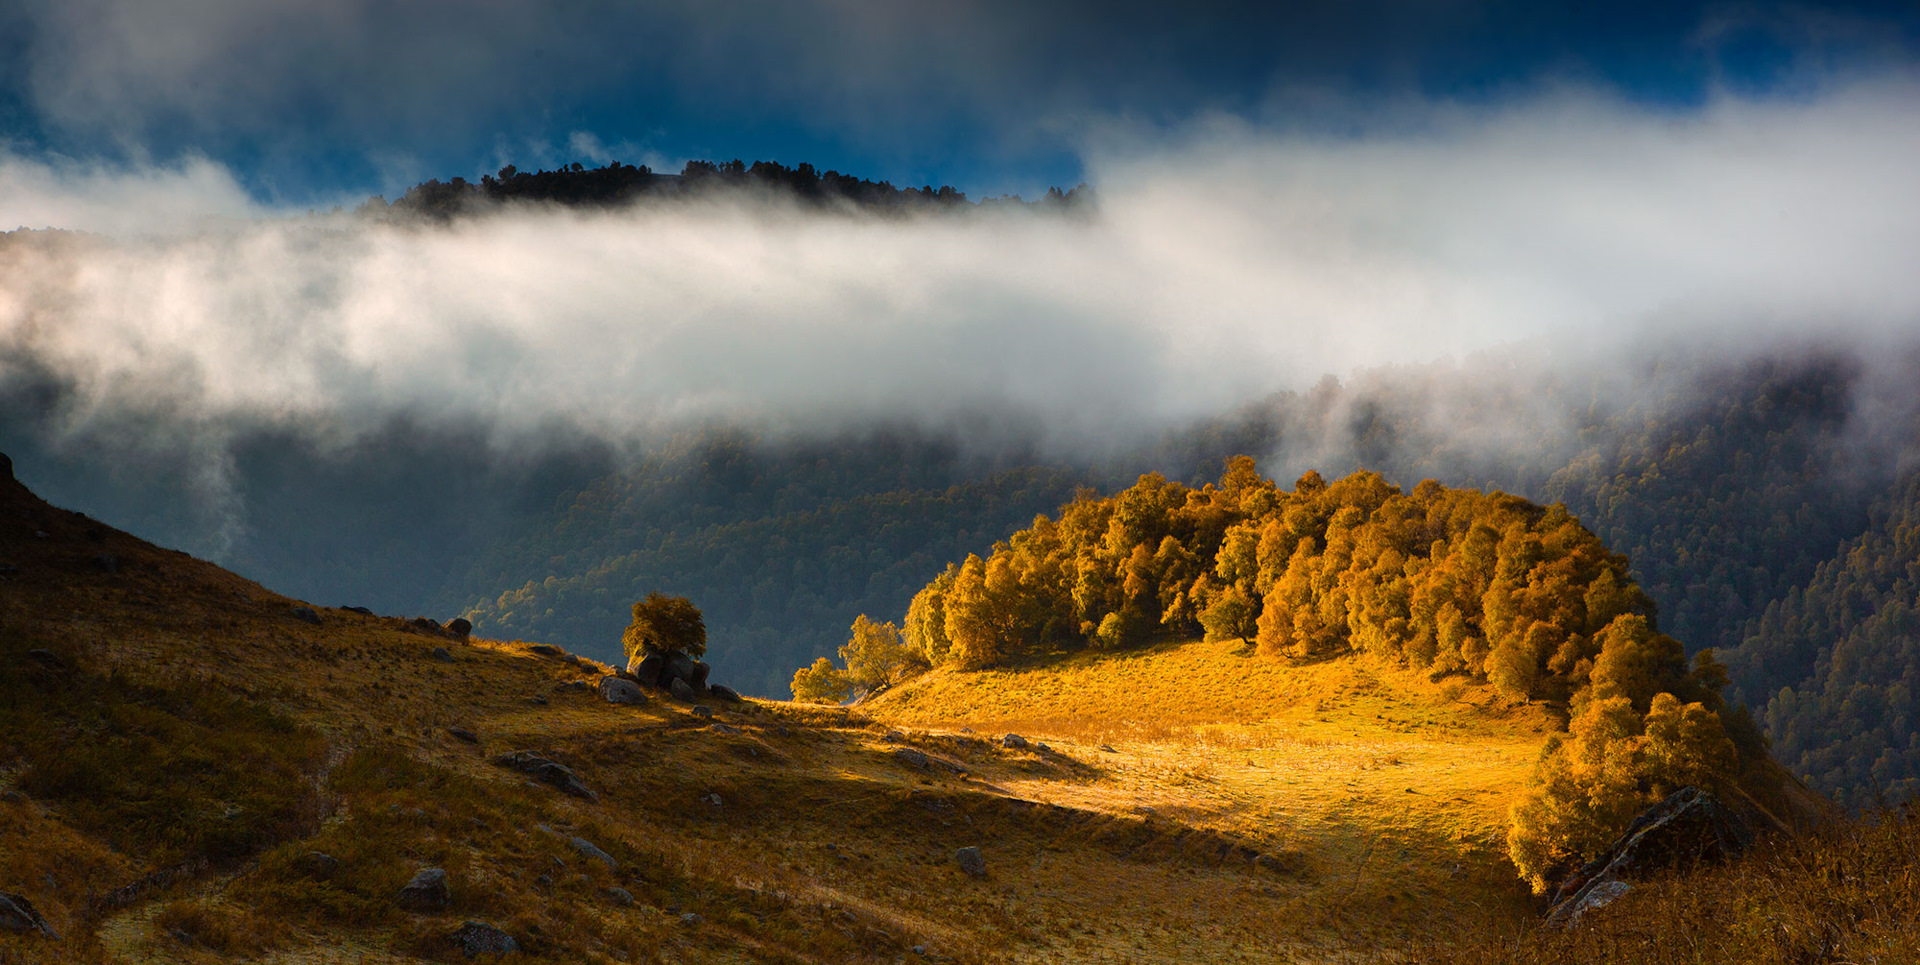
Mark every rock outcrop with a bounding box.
[1546,786,1753,927]
[627,648,720,700]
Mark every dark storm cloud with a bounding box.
[9,0,1915,198]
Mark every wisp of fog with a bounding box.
[3,80,1918,466]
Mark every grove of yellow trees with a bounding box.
[813,457,1761,889]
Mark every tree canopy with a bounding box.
[621,592,707,661]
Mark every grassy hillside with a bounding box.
[0,461,1550,963]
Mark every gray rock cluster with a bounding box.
[1546,786,1753,928]
[626,649,745,705]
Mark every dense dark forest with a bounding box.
[377,158,1090,219]
[1730,473,1920,808]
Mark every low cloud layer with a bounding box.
[4,81,1919,470]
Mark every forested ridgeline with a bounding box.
[1730,471,1920,808]
[797,460,1791,890]
[377,158,1090,219]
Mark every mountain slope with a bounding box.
[0,455,1559,963]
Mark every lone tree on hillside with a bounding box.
[622,592,707,664]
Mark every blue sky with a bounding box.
[2,0,1915,203]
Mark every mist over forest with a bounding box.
[5,81,1920,808]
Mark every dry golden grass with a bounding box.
[857,638,1562,958]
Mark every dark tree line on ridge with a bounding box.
[374,159,1090,219]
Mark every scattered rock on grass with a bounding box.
[0,892,57,938]
[1252,852,1307,877]
[606,887,635,906]
[707,684,742,702]
[342,605,374,615]
[1553,879,1632,927]
[492,751,597,801]
[397,868,450,911]
[1000,734,1028,750]
[447,617,473,639]
[570,837,617,871]
[290,606,321,625]
[430,646,456,662]
[954,846,986,878]
[894,748,931,770]
[691,705,712,718]
[297,852,339,877]
[669,677,696,701]
[680,912,703,926]
[598,676,647,706]
[528,644,562,658]
[450,921,518,957]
